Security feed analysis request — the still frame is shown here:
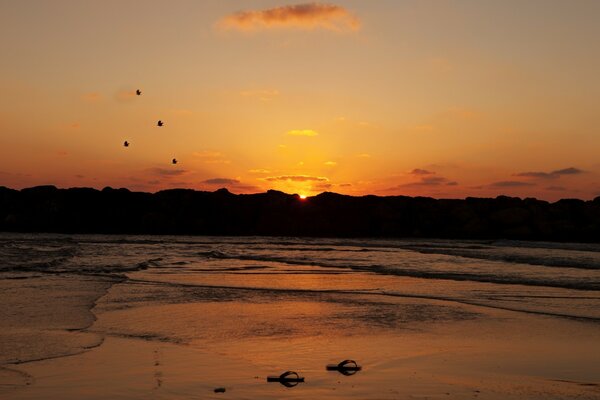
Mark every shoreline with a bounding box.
[5,295,600,399]
[1,234,599,399]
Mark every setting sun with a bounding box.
[0,1,598,201]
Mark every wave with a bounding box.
[0,257,163,276]
[127,278,600,323]
[198,250,600,291]
[398,245,600,270]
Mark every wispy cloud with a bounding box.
[324,161,337,166]
[399,176,456,187]
[218,3,361,32]
[490,181,535,187]
[286,129,318,137]
[240,89,279,101]
[314,182,333,191]
[192,151,231,164]
[116,89,137,102]
[81,92,102,103]
[264,175,328,182]
[149,168,187,177]
[200,178,261,193]
[514,167,584,180]
[202,178,240,185]
[410,168,434,175]
[248,168,271,174]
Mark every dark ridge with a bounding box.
[1,186,599,241]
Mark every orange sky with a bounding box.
[1,1,599,200]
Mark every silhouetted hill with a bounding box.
[1,186,599,241]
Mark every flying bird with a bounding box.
[123,141,129,147]
[136,89,141,96]
[172,158,178,165]
[157,120,164,127]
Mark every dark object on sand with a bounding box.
[136,89,141,96]
[213,387,226,393]
[267,371,305,387]
[123,141,129,147]
[157,120,163,127]
[326,359,362,375]
[172,158,178,165]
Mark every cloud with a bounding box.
[264,175,328,182]
[489,181,535,188]
[192,151,231,164]
[410,168,434,175]
[314,182,333,191]
[399,176,454,187]
[286,129,318,137]
[116,89,137,102]
[81,92,102,103]
[202,178,240,185]
[514,167,584,180]
[248,169,271,174]
[218,3,361,32]
[514,171,555,179]
[546,185,566,191]
[149,168,188,177]
[324,161,337,166]
[240,89,279,101]
[553,167,584,176]
[356,153,371,158]
[445,107,480,120]
[200,178,261,193]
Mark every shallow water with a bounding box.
[1,233,599,399]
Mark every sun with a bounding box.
[299,194,307,200]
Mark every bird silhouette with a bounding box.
[123,141,129,147]
[157,120,164,127]
[136,89,141,96]
[172,158,178,165]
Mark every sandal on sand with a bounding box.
[267,371,305,387]
[326,359,362,375]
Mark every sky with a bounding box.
[1,0,599,200]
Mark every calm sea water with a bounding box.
[2,233,599,321]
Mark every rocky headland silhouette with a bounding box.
[1,185,599,241]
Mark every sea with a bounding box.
[1,233,600,399]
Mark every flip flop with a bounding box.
[326,359,362,375]
[267,371,305,387]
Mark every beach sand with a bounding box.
[2,273,599,400]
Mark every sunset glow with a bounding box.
[1,1,599,201]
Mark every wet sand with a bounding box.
[2,275,600,400]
